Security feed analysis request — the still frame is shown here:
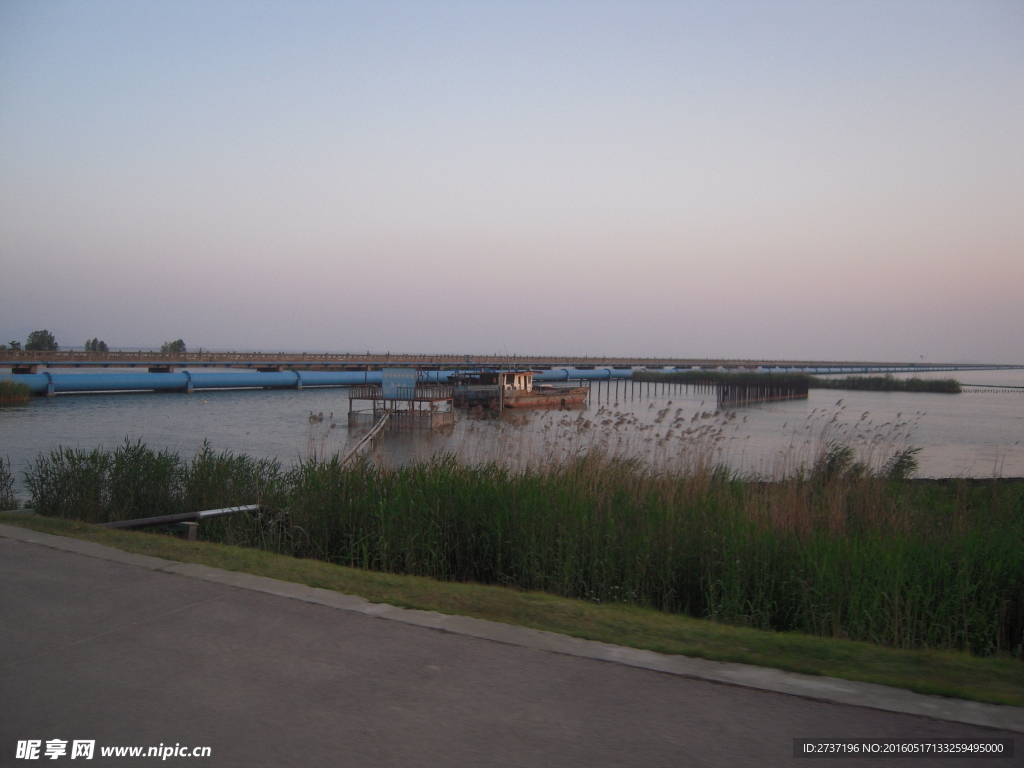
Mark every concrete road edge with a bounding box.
[3,522,1022,734]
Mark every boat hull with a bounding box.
[502,387,589,409]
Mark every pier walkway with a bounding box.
[2,525,1018,767]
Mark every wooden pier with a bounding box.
[717,376,809,408]
[633,371,810,408]
[347,384,455,431]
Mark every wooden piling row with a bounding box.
[632,371,810,408]
[717,377,809,407]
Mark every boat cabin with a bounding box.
[450,369,588,409]
[450,370,538,392]
[500,371,535,392]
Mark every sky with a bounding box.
[1,1,1022,362]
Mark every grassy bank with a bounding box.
[20,439,1024,659]
[634,370,961,394]
[0,379,32,405]
[2,512,1022,706]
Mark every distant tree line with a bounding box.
[160,339,187,356]
[1,330,59,351]
[1,331,190,355]
[26,330,60,351]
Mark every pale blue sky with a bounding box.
[2,1,1021,360]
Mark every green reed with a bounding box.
[0,456,19,510]
[21,441,1024,657]
[0,380,32,406]
[24,439,285,524]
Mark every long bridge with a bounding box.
[2,350,1020,397]
[2,349,1019,374]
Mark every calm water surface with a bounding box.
[2,368,1022,497]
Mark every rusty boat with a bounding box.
[451,370,588,410]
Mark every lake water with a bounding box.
[2,367,1022,498]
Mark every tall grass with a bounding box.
[0,380,32,405]
[0,457,19,510]
[21,440,1024,658]
[24,439,285,524]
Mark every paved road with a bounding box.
[1,537,1018,767]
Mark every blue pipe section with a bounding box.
[4,370,382,395]
[419,368,635,384]
[5,367,642,396]
[532,368,632,382]
[2,364,826,396]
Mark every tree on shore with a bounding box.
[25,330,59,351]
[85,338,109,353]
[2,341,21,350]
[160,339,186,356]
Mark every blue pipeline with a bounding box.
[6,367,645,396]
[4,370,383,396]
[533,368,633,382]
[5,365,677,397]
[420,368,638,384]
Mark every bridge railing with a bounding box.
[1,349,1018,371]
